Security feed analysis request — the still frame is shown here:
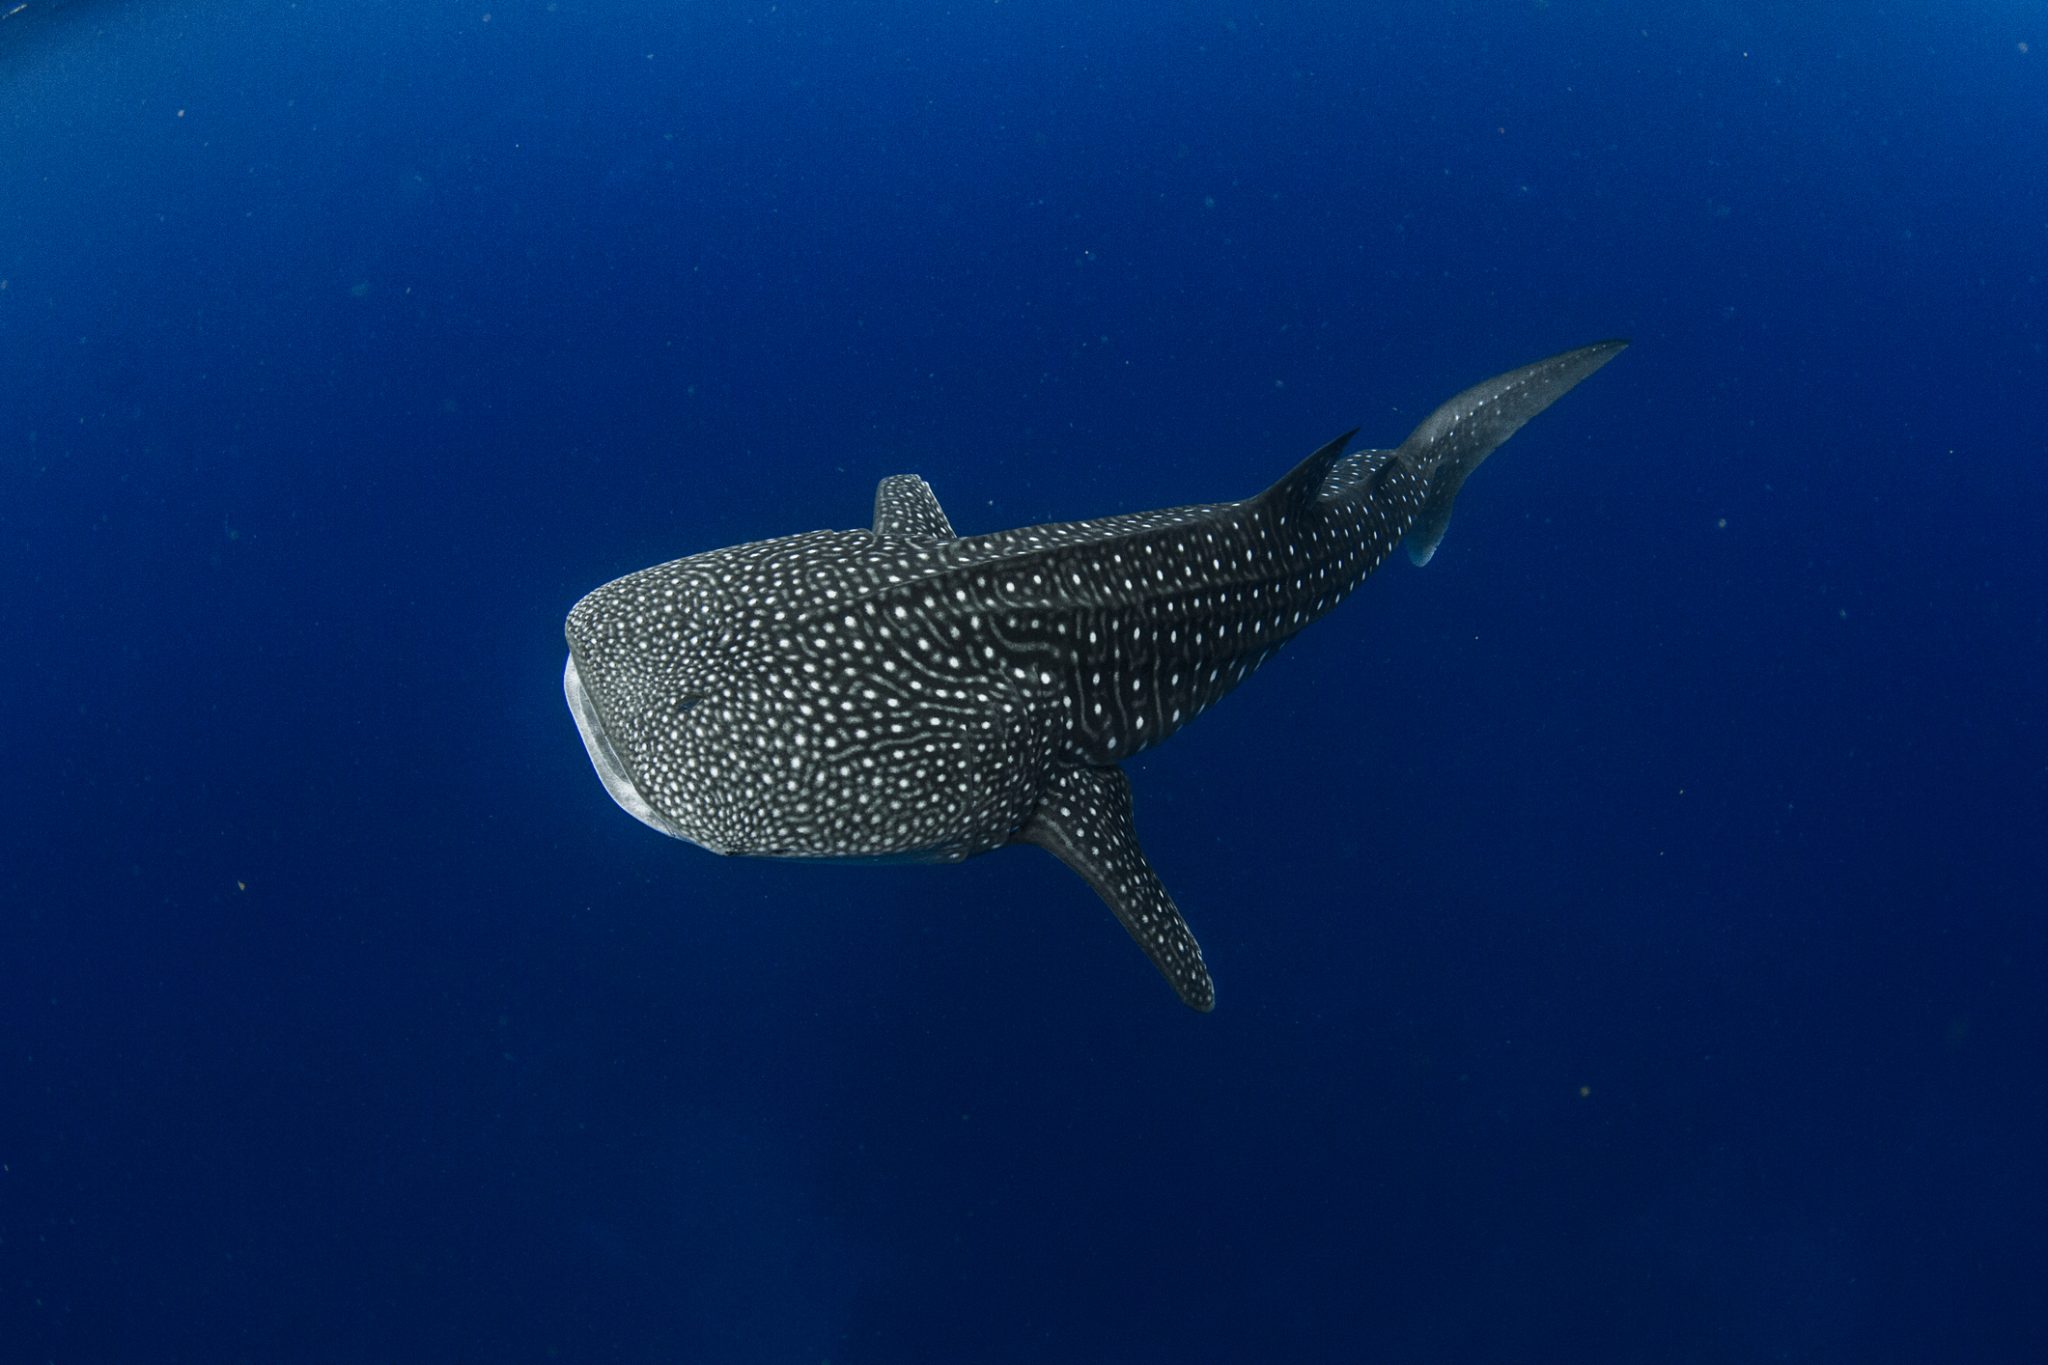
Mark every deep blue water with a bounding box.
[4,2,2044,1360]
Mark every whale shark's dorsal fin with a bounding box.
[1399,339,1629,565]
[1012,764,1215,1012]
[872,474,957,539]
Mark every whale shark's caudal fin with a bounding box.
[1397,339,1628,566]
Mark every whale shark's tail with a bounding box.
[1392,339,1628,565]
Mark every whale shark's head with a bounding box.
[563,556,742,854]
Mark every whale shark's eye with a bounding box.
[676,694,705,715]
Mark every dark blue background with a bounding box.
[4,1,2043,1360]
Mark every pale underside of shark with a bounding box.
[564,340,1626,1010]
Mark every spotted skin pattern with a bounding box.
[565,341,1626,1010]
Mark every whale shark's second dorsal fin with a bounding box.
[1258,427,1359,522]
[872,474,957,539]
[1398,339,1628,565]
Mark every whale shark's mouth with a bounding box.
[563,654,679,840]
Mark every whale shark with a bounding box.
[564,340,1626,1010]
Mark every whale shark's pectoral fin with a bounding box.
[872,474,957,539]
[1013,764,1215,1012]
[1398,338,1629,565]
